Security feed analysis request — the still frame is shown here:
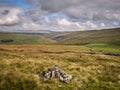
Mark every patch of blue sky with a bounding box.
[17,0,33,9]
[40,13,69,19]
[0,0,33,9]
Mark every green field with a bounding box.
[0,45,120,90]
[87,44,120,54]
[0,33,54,45]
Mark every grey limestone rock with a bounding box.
[42,65,72,83]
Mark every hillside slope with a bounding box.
[0,33,55,45]
[0,28,120,45]
[51,28,120,45]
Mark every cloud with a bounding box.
[57,19,72,26]
[22,0,120,31]
[0,0,120,31]
[0,8,21,26]
[26,0,120,20]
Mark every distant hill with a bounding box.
[0,33,55,45]
[0,30,57,34]
[0,28,120,45]
[50,28,120,45]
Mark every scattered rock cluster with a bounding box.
[42,65,72,83]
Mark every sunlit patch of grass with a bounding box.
[87,44,120,53]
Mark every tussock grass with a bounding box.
[0,45,120,90]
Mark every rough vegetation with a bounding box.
[0,45,120,90]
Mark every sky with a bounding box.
[0,0,120,32]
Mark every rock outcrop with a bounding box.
[42,65,72,83]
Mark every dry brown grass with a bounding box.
[0,45,120,90]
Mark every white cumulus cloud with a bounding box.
[0,8,22,26]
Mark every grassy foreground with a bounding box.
[0,45,120,90]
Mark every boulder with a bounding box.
[42,65,72,83]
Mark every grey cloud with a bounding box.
[2,10,9,15]
[26,0,120,20]
[21,6,49,23]
[0,8,21,26]
[19,0,120,23]
[39,0,79,12]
